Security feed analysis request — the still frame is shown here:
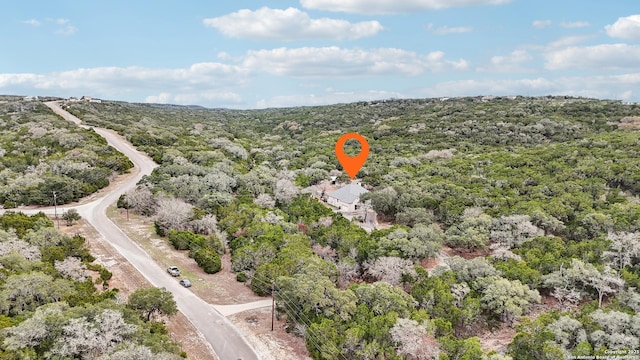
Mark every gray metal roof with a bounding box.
[326,184,369,204]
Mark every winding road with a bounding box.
[9,102,261,360]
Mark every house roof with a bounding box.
[326,184,369,204]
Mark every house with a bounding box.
[325,183,369,212]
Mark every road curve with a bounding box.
[25,102,260,360]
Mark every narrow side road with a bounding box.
[11,102,261,360]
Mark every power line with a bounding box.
[250,273,348,360]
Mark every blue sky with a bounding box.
[2,1,639,108]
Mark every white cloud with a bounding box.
[477,50,532,73]
[22,19,41,26]
[0,47,468,106]
[55,18,69,25]
[532,20,552,29]
[545,44,640,70]
[0,63,248,106]
[560,21,590,28]
[256,89,405,108]
[203,7,382,41]
[299,0,510,14]
[427,24,473,35]
[242,47,469,77]
[258,73,640,108]
[146,91,243,105]
[605,15,640,41]
[418,73,640,101]
[546,35,593,49]
[55,25,77,36]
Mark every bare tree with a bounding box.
[188,214,218,235]
[274,178,299,205]
[50,310,136,358]
[364,256,416,286]
[254,193,276,208]
[124,186,155,215]
[544,259,624,307]
[390,318,439,360]
[54,257,88,281]
[0,236,41,261]
[603,231,640,270]
[96,344,183,360]
[155,196,193,234]
[3,302,69,350]
[490,214,543,249]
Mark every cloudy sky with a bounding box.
[2,1,639,108]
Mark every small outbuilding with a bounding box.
[325,183,369,212]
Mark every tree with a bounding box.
[445,256,502,285]
[154,196,193,235]
[0,272,75,315]
[390,318,439,360]
[254,193,275,209]
[396,207,433,227]
[277,272,357,324]
[351,282,416,318]
[24,226,66,248]
[478,276,541,325]
[529,209,566,235]
[3,302,69,351]
[490,215,543,249]
[50,309,136,358]
[192,247,222,274]
[188,214,219,236]
[545,315,587,353]
[0,236,41,261]
[274,178,299,205]
[363,256,416,286]
[603,231,640,271]
[380,224,444,260]
[445,211,492,250]
[127,287,177,321]
[123,186,155,216]
[589,309,640,351]
[589,266,625,308]
[62,209,81,226]
[360,186,398,218]
[54,256,88,281]
[543,259,624,307]
[95,344,183,360]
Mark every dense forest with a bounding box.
[0,98,133,207]
[4,95,640,359]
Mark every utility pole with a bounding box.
[271,282,275,331]
[52,191,57,219]
[125,196,129,221]
[52,191,59,229]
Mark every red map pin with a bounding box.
[335,133,369,179]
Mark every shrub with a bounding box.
[236,272,248,282]
[3,201,17,209]
[192,248,222,274]
[62,209,81,226]
[167,230,206,251]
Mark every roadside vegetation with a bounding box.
[32,96,640,358]
[0,212,185,359]
[0,100,133,208]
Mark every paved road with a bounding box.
[9,102,261,360]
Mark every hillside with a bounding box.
[5,96,640,359]
[0,99,133,207]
